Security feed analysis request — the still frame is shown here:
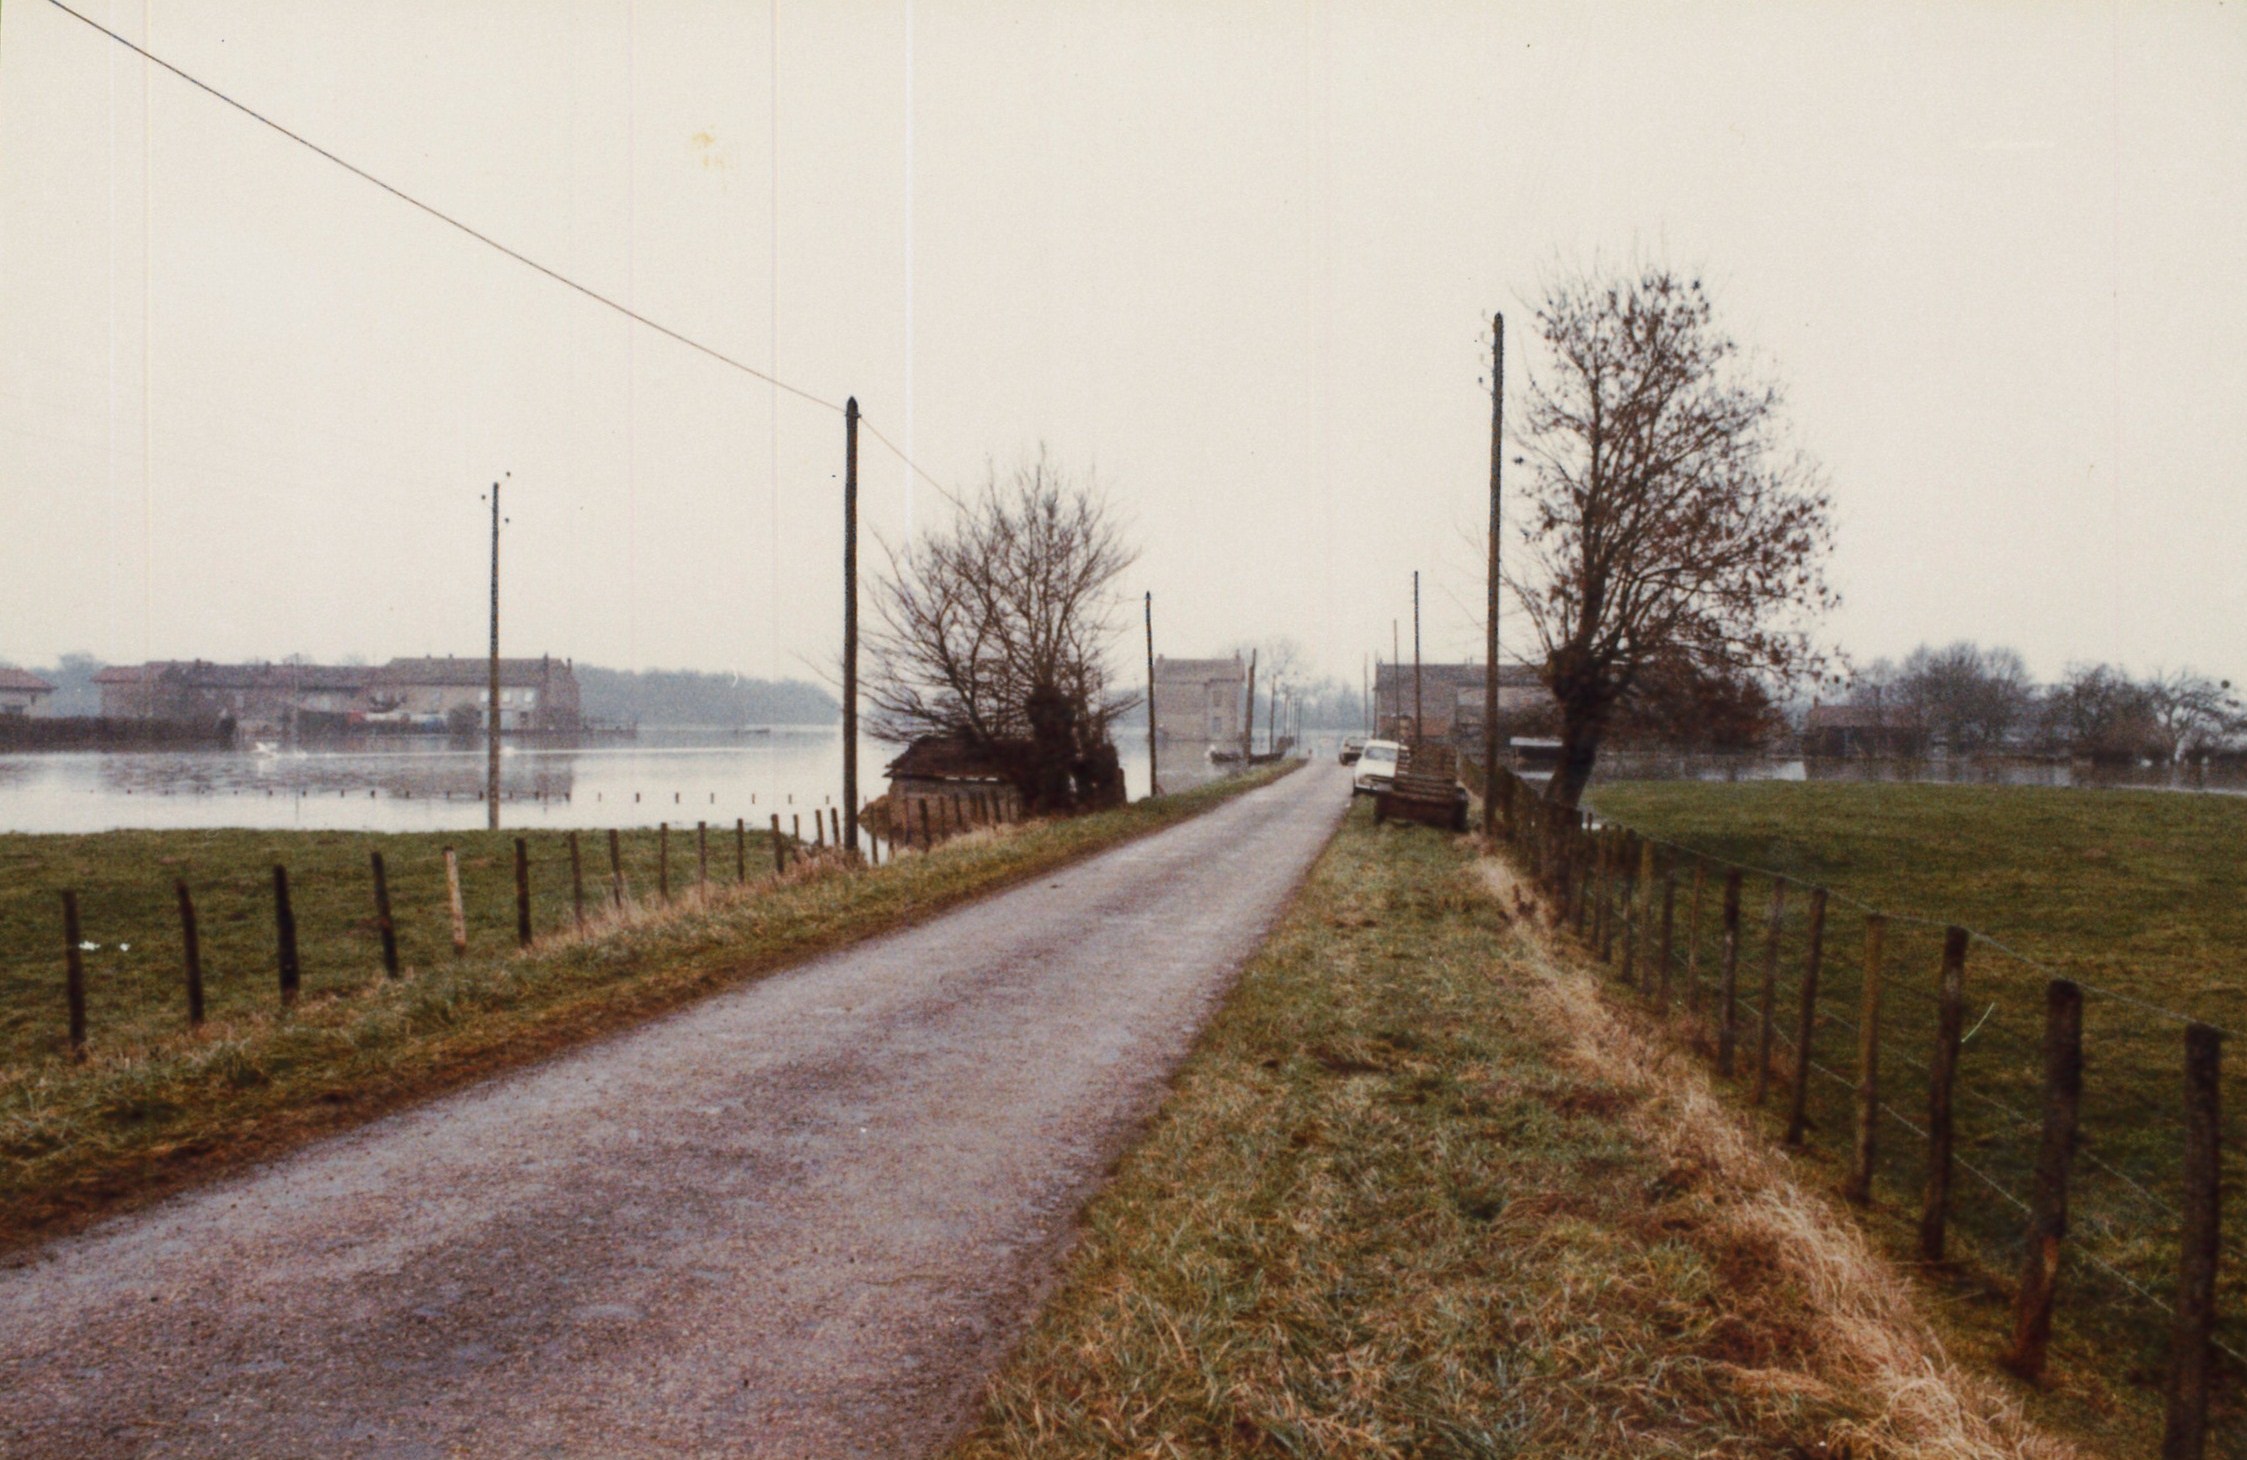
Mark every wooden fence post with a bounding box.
[274,864,302,1005]
[736,818,747,883]
[370,852,400,976]
[1637,839,1658,995]
[1844,913,1887,1203]
[1686,861,1707,1014]
[1784,887,1827,1144]
[2002,978,2082,1383]
[1752,879,1788,1106]
[813,811,825,850]
[1718,869,1744,1076]
[832,806,843,846]
[918,800,932,850]
[514,837,532,948]
[61,891,87,1060]
[1620,841,1639,986]
[697,821,709,888]
[443,849,467,957]
[1920,926,1969,1261]
[658,823,671,902]
[568,832,586,932]
[177,879,206,1022]
[608,829,626,906]
[1656,872,1676,1007]
[771,814,786,873]
[2161,1022,2222,1459]
[1595,832,1615,962]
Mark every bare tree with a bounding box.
[2144,669,2240,764]
[1509,264,1839,805]
[1897,641,2036,752]
[866,450,1138,804]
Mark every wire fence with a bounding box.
[1483,767,2242,1454]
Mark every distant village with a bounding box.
[0,657,581,745]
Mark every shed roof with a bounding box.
[0,668,55,693]
[884,734,1017,781]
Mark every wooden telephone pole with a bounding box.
[486,473,508,831]
[1144,592,1158,796]
[842,399,860,854]
[1483,312,1504,836]
[1412,571,1423,751]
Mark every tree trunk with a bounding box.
[1546,661,1612,809]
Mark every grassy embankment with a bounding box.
[0,765,1294,1246]
[1579,780,2246,1452]
[952,801,2072,1459]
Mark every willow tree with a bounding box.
[1510,266,1838,806]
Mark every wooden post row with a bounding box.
[1717,870,1744,1076]
[1752,879,1787,1107]
[514,837,533,948]
[370,852,400,976]
[2001,978,2082,1384]
[274,864,302,1005]
[2161,1022,2222,1459]
[1919,926,1969,1262]
[177,878,206,1021]
[443,848,467,957]
[1844,913,1886,1204]
[1784,887,1826,1145]
[62,890,87,1060]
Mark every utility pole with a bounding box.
[1362,654,1370,736]
[1484,311,1504,837]
[486,473,508,831]
[1243,649,1257,762]
[1391,620,1401,735]
[842,398,860,854]
[1144,592,1159,797]
[1412,570,1423,753]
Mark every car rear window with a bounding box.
[1364,745,1397,763]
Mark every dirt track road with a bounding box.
[0,763,1348,1458]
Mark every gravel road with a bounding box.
[0,763,1348,1458]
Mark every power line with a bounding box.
[46,0,987,532]
[46,0,842,416]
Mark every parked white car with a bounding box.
[1351,739,1403,795]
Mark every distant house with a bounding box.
[1373,661,1548,742]
[1802,703,1924,758]
[0,668,55,717]
[1150,655,1248,742]
[374,656,582,733]
[90,661,371,733]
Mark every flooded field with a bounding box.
[0,727,1271,836]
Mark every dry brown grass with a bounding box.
[1479,856,2082,1460]
[949,806,2091,1459]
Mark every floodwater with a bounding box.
[1576,749,2247,796]
[6,733,2234,835]
[0,727,1271,835]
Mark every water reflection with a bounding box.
[1576,750,2247,796]
[0,727,1217,835]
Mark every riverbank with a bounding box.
[950,803,2073,1457]
[0,765,1295,1249]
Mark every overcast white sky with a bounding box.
[2,1,2242,689]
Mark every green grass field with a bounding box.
[1579,779,2246,1440]
[0,767,1291,1245]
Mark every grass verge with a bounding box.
[950,803,2074,1458]
[1572,779,2246,1452]
[0,765,1294,1249]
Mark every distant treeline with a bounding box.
[575,665,838,727]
